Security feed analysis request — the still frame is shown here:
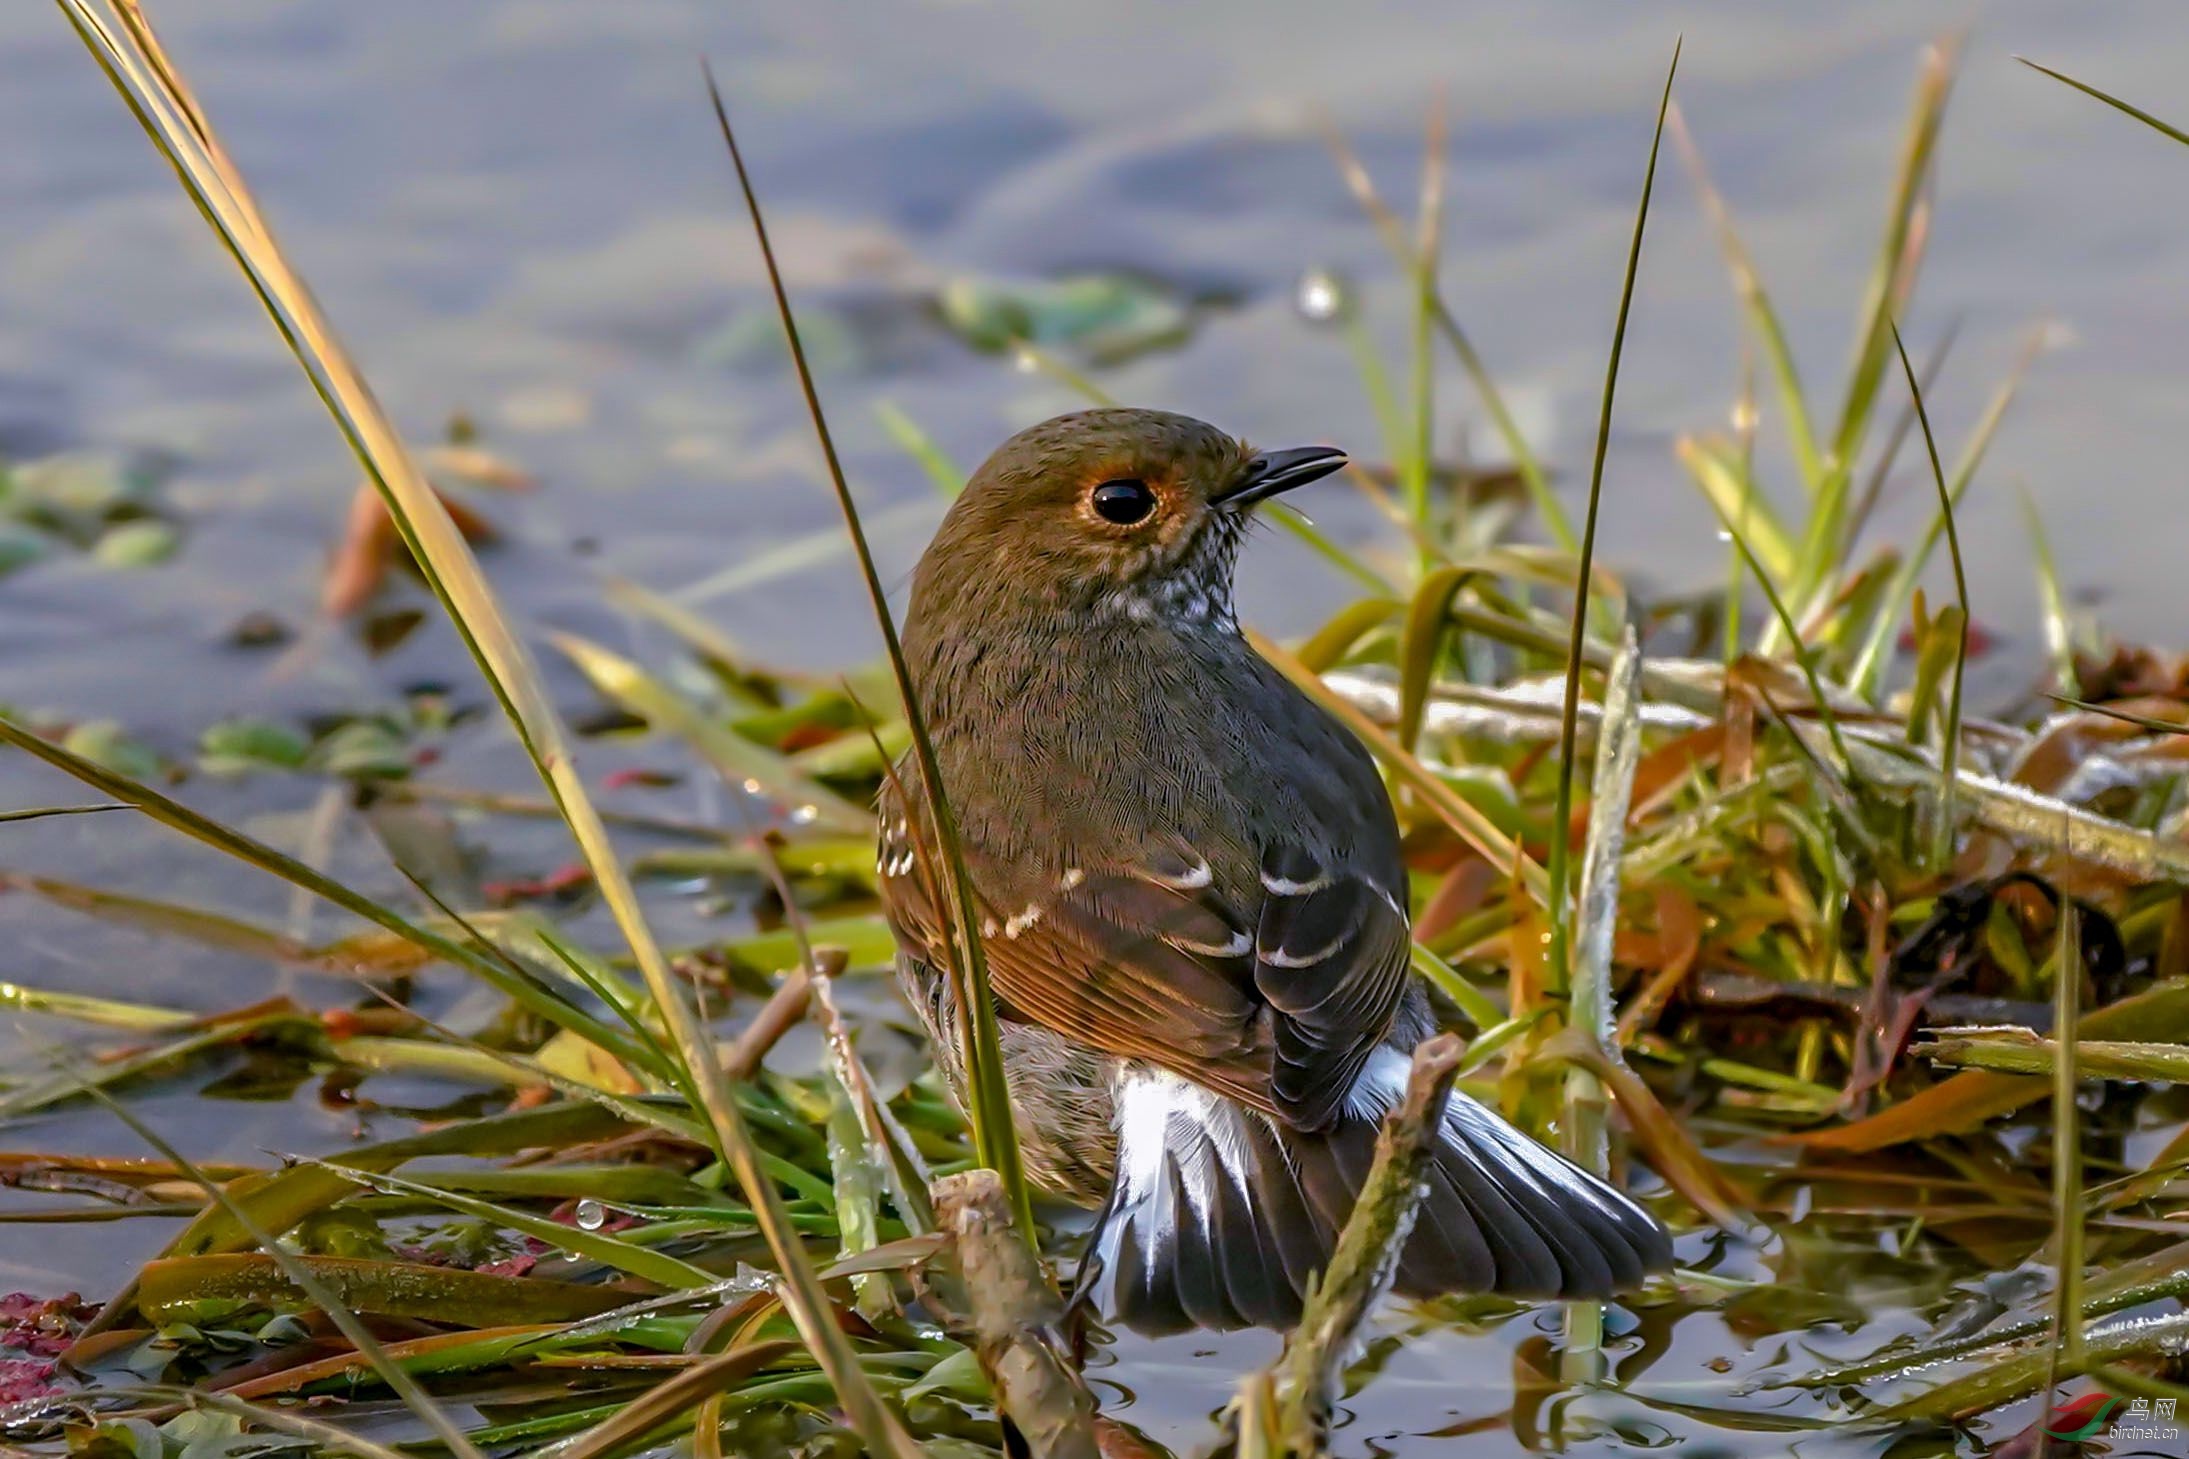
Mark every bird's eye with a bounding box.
[1090,478,1156,525]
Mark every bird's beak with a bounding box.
[1213,445,1349,509]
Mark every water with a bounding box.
[6,2,2189,1452]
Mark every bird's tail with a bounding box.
[1082,1048,1672,1334]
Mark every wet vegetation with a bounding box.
[8,6,2189,1456]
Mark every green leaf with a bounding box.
[937,272,1194,364]
[2020,56,2189,148]
[60,720,162,781]
[92,519,180,567]
[310,719,413,780]
[0,523,54,574]
[198,718,310,774]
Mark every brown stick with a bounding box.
[931,1170,1100,1459]
[719,962,819,1081]
[1264,1032,1466,1456]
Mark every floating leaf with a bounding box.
[0,524,54,575]
[8,450,157,527]
[198,719,310,775]
[59,720,163,781]
[938,272,1196,364]
[309,719,413,780]
[91,519,179,568]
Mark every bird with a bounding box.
[876,407,1671,1334]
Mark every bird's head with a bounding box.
[910,407,1346,634]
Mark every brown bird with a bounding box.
[879,408,1670,1333]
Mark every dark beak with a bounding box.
[1214,445,1349,508]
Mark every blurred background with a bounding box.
[5,2,2189,1438]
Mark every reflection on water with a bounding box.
[5,2,2189,1452]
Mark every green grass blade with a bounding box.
[1402,94,1446,541]
[1397,565,1484,749]
[2044,901,2088,1425]
[1891,323,1968,860]
[1847,330,2036,694]
[2020,488,2077,695]
[2045,695,2189,737]
[875,399,965,496]
[1319,117,1574,550]
[58,1,687,1036]
[1821,40,1955,540]
[1721,354,1758,661]
[1695,502,1856,774]
[1839,317,1960,561]
[0,978,191,1032]
[285,1156,717,1289]
[1547,37,1678,985]
[1668,104,1821,493]
[1406,943,1505,1031]
[2019,56,2189,148]
[1922,1030,2189,1081]
[702,68,1030,1257]
[0,802,130,823]
[1675,435,1797,584]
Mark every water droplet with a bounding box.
[574,1198,607,1231]
[791,803,820,825]
[1295,267,1348,324]
[1715,528,1733,543]
[741,777,764,796]
[1011,344,1040,374]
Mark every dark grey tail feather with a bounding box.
[1084,1053,1672,1335]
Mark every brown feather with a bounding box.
[878,409,1413,1133]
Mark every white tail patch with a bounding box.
[1089,1066,1258,1303]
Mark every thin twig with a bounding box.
[721,965,815,1081]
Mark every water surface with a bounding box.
[5,3,2188,1452]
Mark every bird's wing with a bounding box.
[877,791,1413,1129]
[1250,841,1415,1129]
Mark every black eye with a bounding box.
[1090,478,1156,525]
